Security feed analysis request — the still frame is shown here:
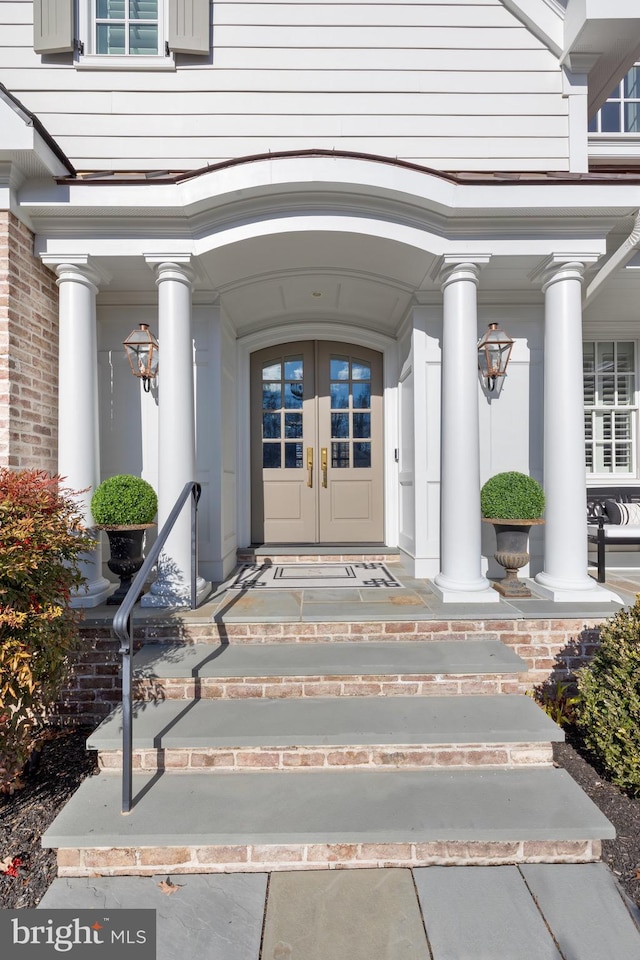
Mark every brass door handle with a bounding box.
[307,447,313,487]
[321,447,328,488]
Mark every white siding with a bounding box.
[1,0,567,170]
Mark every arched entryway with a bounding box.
[250,340,384,544]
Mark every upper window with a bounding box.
[584,341,637,477]
[34,0,210,62]
[589,66,640,134]
[93,0,163,56]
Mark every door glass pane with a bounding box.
[284,358,303,380]
[353,413,370,438]
[263,444,281,468]
[263,383,281,410]
[352,382,371,409]
[331,382,349,409]
[284,413,302,438]
[352,361,371,381]
[331,358,349,380]
[263,412,280,439]
[331,413,349,438]
[284,382,303,409]
[262,362,281,381]
[332,442,350,468]
[353,442,371,468]
[285,442,303,468]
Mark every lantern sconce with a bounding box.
[123,323,159,393]
[477,322,514,392]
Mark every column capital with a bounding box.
[531,253,600,292]
[41,256,108,291]
[146,256,194,287]
[432,255,491,290]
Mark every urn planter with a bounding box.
[103,524,155,605]
[483,518,545,598]
[91,475,158,606]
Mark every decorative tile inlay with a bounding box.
[228,563,402,590]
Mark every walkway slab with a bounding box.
[414,865,561,960]
[38,874,267,960]
[37,865,640,960]
[88,694,562,750]
[133,640,527,679]
[261,869,430,960]
[42,767,613,851]
[520,863,640,960]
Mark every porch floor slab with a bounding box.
[41,767,614,850]
[38,864,640,960]
[83,566,636,626]
[132,640,527,679]
[87,693,562,751]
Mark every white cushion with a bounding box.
[588,523,640,540]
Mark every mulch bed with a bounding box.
[553,727,640,909]
[0,728,98,909]
[0,725,639,909]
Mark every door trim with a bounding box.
[237,322,399,548]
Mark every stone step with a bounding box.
[133,640,527,700]
[42,767,614,876]
[89,694,561,772]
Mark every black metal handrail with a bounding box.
[112,480,202,814]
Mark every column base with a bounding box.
[432,572,501,604]
[140,574,211,608]
[534,571,622,604]
[69,576,111,609]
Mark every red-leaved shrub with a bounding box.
[0,469,94,792]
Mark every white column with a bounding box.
[535,258,620,602]
[433,259,499,603]
[141,260,210,607]
[56,262,110,607]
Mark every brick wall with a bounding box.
[65,617,606,728]
[0,211,58,473]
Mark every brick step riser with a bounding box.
[135,675,524,700]
[57,839,602,877]
[96,742,554,773]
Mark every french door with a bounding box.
[250,340,384,543]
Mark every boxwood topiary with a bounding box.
[575,598,640,795]
[480,471,545,520]
[91,475,157,527]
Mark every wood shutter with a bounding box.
[168,0,209,54]
[33,0,74,53]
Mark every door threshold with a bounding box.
[240,544,398,558]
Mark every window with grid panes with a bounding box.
[93,0,162,55]
[589,65,640,133]
[583,342,636,476]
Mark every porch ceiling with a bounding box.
[95,237,586,338]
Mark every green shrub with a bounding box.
[0,469,95,792]
[480,471,545,520]
[575,598,640,795]
[91,474,157,526]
